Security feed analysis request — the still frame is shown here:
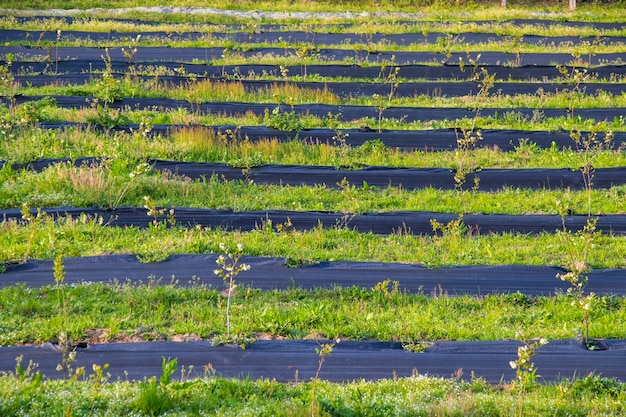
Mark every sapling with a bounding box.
[213,243,250,341]
[556,201,598,348]
[311,340,337,417]
[509,333,548,417]
[374,55,400,133]
[569,124,614,217]
[53,254,82,381]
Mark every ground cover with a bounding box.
[1,4,625,416]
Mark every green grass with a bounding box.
[1,281,625,345]
[0,5,625,413]
[2,163,626,215]
[14,78,626,109]
[0,372,623,417]
[2,215,625,268]
[1,124,625,168]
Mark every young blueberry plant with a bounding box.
[509,333,548,417]
[213,243,250,341]
[556,200,599,349]
[311,340,338,417]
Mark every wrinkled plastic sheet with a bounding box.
[9,95,626,123]
[7,61,625,81]
[15,124,626,151]
[14,75,626,97]
[0,338,624,383]
[3,207,625,235]
[2,45,623,66]
[5,158,624,191]
[3,254,625,296]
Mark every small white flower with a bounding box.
[237,243,244,252]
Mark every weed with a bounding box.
[94,48,123,106]
[13,355,42,392]
[264,106,304,132]
[136,357,177,416]
[85,100,131,129]
[213,242,251,341]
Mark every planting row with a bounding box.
[3,45,625,66]
[3,206,626,235]
[10,95,626,123]
[8,61,626,81]
[4,29,626,49]
[4,254,626,296]
[2,338,625,383]
[3,158,626,191]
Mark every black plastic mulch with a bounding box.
[14,75,626,97]
[8,61,624,81]
[8,15,626,30]
[8,158,622,191]
[3,207,625,235]
[10,95,626,123]
[3,28,626,46]
[2,45,623,66]
[17,124,626,151]
[3,254,625,296]
[1,338,625,383]
[1,254,625,383]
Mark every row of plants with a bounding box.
[4,15,626,37]
[1,5,625,415]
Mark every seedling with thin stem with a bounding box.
[121,34,141,76]
[557,65,593,120]
[569,124,614,217]
[454,67,493,211]
[213,243,250,341]
[556,201,598,348]
[311,340,337,417]
[374,55,400,133]
[53,255,82,381]
[509,332,548,417]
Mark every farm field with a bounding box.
[1,1,626,415]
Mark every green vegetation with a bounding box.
[1,281,626,345]
[0,3,625,414]
[1,371,624,417]
[2,215,626,268]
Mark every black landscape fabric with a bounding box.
[3,28,626,47]
[2,45,624,66]
[0,339,625,383]
[10,95,626,123]
[3,207,626,235]
[14,75,626,97]
[7,60,626,82]
[21,124,626,151]
[3,254,626,297]
[4,158,626,190]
